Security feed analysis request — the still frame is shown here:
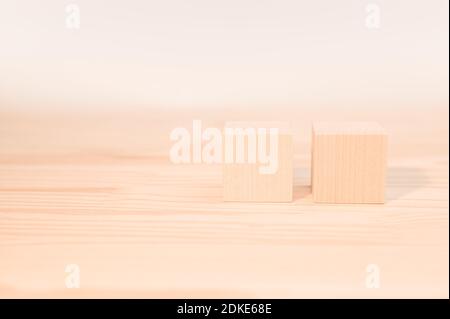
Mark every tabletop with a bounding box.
[0,106,448,298]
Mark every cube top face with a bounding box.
[225,121,291,134]
[312,122,387,204]
[313,122,386,136]
[223,121,293,202]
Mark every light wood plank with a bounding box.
[0,109,448,298]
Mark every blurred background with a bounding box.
[0,0,448,112]
[0,1,448,298]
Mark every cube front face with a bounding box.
[223,122,293,202]
[312,123,387,204]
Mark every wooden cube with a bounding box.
[223,122,293,202]
[312,122,387,204]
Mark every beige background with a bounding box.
[0,0,448,111]
[0,0,448,298]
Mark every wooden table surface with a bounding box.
[0,107,448,298]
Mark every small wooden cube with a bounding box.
[312,122,387,204]
[223,122,293,202]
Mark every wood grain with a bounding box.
[312,122,387,203]
[0,108,448,298]
[223,121,293,202]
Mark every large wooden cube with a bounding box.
[312,122,387,204]
[223,122,293,202]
